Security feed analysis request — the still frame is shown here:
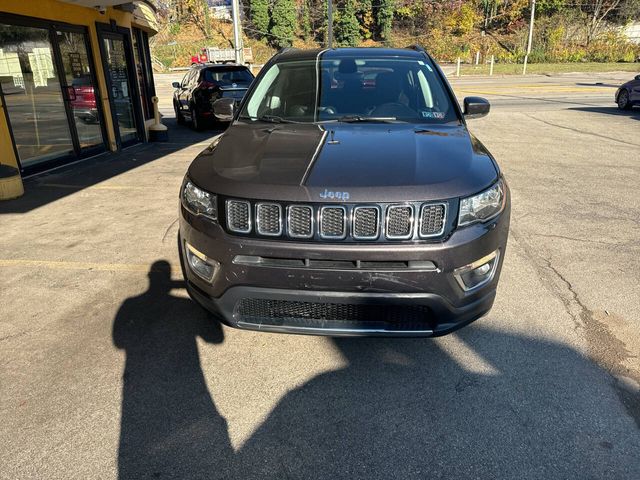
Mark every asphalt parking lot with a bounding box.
[1,71,639,479]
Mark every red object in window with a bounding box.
[71,86,96,109]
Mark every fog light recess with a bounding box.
[454,250,500,292]
[185,242,219,283]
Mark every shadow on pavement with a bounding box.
[0,118,223,215]
[569,105,640,121]
[113,262,640,479]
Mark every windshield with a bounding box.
[240,56,458,124]
[203,67,253,86]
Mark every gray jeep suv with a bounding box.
[178,46,510,336]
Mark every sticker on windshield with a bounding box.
[421,111,445,119]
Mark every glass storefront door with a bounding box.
[0,23,75,168]
[0,17,106,173]
[100,33,140,146]
[56,29,105,152]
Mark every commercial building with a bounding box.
[0,0,159,198]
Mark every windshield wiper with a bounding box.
[239,114,299,124]
[336,115,398,123]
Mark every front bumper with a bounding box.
[178,196,510,336]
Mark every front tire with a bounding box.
[190,105,203,131]
[617,89,631,110]
[174,102,185,125]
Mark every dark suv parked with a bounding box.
[178,47,510,336]
[172,63,254,130]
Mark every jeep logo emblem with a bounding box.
[319,189,350,201]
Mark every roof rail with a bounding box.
[405,44,426,53]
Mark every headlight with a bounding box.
[458,180,505,226]
[182,180,217,220]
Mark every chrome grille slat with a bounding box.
[353,206,379,240]
[226,200,251,233]
[386,205,414,239]
[320,206,346,239]
[287,205,314,238]
[256,203,282,236]
[419,204,446,238]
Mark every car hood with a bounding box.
[188,121,499,202]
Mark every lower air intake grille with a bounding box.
[287,205,313,238]
[419,204,446,237]
[320,206,346,239]
[236,298,434,330]
[226,200,251,233]
[386,206,413,239]
[256,203,282,236]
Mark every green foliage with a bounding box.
[335,0,362,46]
[250,0,270,39]
[300,0,313,41]
[168,22,181,36]
[270,0,297,48]
[158,0,640,66]
[375,0,394,41]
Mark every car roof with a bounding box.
[274,47,427,63]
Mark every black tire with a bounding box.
[617,89,631,110]
[190,105,203,131]
[174,102,185,125]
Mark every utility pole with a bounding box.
[327,0,333,48]
[523,0,536,75]
[231,0,244,64]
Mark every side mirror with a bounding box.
[213,97,235,122]
[635,75,640,81]
[172,82,181,88]
[463,96,490,120]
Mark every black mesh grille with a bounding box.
[236,298,433,329]
[227,200,250,233]
[288,206,313,238]
[320,207,345,238]
[386,206,413,238]
[256,203,281,236]
[353,207,379,239]
[420,204,446,237]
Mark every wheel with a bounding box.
[617,89,631,110]
[174,102,185,125]
[190,105,203,131]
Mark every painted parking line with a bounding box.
[0,259,179,273]
[40,183,149,190]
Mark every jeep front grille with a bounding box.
[255,203,282,236]
[353,207,379,239]
[226,200,251,233]
[320,206,346,239]
[386,205,414,239]
[224,199,447,241]
[419,204,446,237]
[287,205,313,238]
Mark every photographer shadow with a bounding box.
[113,262,640,479]
[112,260,232,478]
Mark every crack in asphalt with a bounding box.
[162,218,179,243]
[511,226,640,428]
[523,113,640,148]
[533,233,622,247]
